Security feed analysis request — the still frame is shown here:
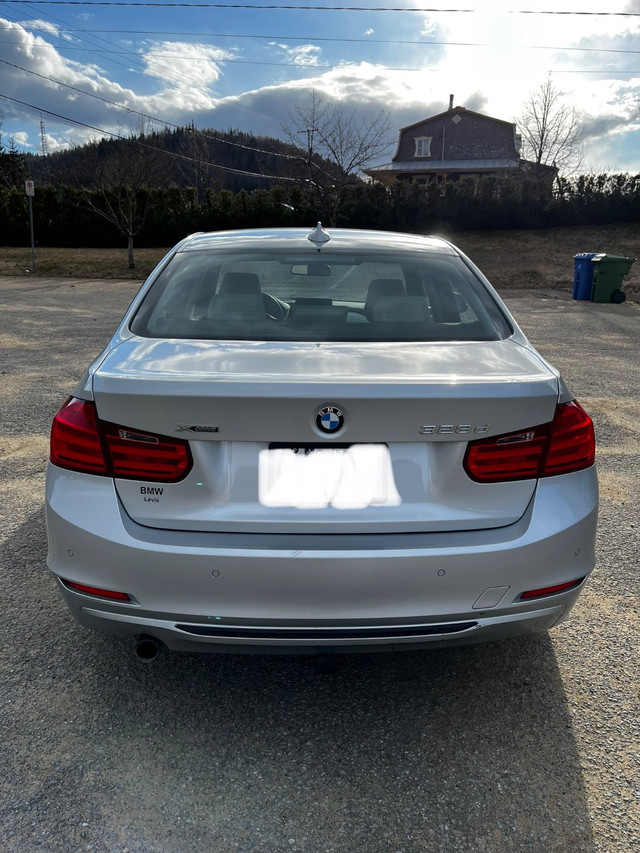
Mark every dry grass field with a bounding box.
[1,222,638,298]
[452,222,640,299]
[0,245,165,280]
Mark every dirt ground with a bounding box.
[1,222,639,299]
[447,222,640,299]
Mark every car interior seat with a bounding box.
[365,278,430,323]
[208,272,265,324]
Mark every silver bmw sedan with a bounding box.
[45,225,598,660]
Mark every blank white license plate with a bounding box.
[258,444,401,509]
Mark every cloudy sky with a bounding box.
[1,0,640,172]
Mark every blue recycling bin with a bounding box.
[573,253,597,300]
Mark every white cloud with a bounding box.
[17,19,60,38]
[11,131,30,148]
[287,45,322,67]
[200,62,443,148]
[270,43,323,67]
[0,20,222,148]
[420,19,438,38]
[141,41,234,87]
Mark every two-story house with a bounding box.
[366,98,556,186]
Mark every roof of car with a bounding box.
[177,227,458,255]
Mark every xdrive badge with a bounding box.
[176,424,219,433]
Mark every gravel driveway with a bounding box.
[0,277,638,853]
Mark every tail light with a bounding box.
[464,400,595,483]
[50,398,109,475]
[50,397,192,482]
[101,423,192,481]
[542,400,596,476]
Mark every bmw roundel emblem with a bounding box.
[316,405,345,434]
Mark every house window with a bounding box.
[414,137,432,158]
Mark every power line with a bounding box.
[1,2,640,15]
[4,24,640,55]
[0,38,319,64]
[0,56,305,159]
[0,0,147,76]
[0,92,303,180]
[4,37,640,74]
[0,6,283,127]
[0,0,208,106]
[3,3,638,154]
[7,18,637,155]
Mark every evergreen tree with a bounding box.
[0,128,28,189]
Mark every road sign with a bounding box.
[25,181,36,268]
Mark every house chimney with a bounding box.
[449,94,454,110]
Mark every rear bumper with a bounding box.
[45,464,598,654]
[66,597,568,654]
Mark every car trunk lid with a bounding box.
[92,337,558,533]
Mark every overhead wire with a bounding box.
[2,1,639,152]
[0,91,305,179]
[0,0,150,75]
[3,23,640,55]
[0,0,338,172]
[3,40,639,72]
[6,9,637,165]
[0,2,285,127]
[2,33,639,75]
[1,3,639,16]
[0,56,305,159]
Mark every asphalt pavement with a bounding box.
[0,277,638,853]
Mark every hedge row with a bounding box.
[2,173,639,249]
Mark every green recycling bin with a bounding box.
[590,254,635,303]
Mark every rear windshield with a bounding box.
[130,249,511,342]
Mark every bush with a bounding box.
[1,172,638,248]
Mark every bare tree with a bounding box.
[80,137,168,268]
[517,75,584,176]
[283,91,394,225]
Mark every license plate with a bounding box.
[258,444,401,509]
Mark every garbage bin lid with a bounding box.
[592,254,634,262]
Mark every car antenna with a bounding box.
[307,222,331,252]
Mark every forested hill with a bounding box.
[24,126,308,193]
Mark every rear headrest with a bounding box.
[366,278,406,301]
[219,272,261,295]
[365,278,406,320]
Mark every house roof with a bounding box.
[368,158,521,174]
[398,106,515,134]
